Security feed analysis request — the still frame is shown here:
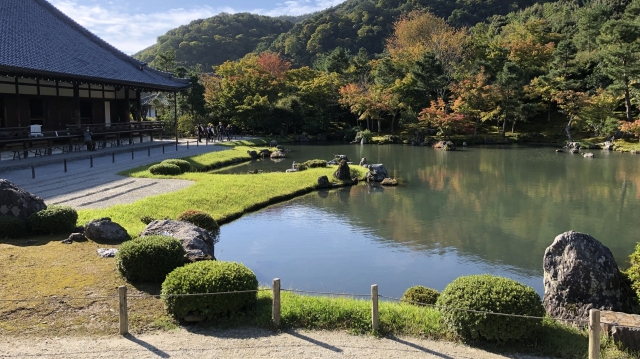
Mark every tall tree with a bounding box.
[597,2,640,122]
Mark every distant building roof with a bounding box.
[0,0,190,91]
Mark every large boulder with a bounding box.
[543,231,633,320]
[0,179,46,221]
[434,141,456,151]
[333,160,351,181]
[365,164,388,182]
[84,218,129,243]
[317,175,330,188]
[603,141,615,151]
[140,220,217,261]
[247,150,258,159]
[270,151,286,159]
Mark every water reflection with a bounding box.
[216,144,640,297]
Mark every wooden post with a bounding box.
[272,278,281,327]
[371,284,379,331]
[118,285,128,335]
[589,309,600,359]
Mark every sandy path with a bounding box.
[0,328,544,359]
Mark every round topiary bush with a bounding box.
[28,205,78,235]
[161,261,258,320]
[161,159,191,173]
[176,210,219,232]
[402,285,439,305]
[116,235,186,283]
[436,274,544,342]
[0,216,27,239]
[149,163,182,175]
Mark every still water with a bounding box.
[215,144,640,297]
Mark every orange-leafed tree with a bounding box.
[418,98,468,138]
[450,68,500,137]
[257,52,291,79]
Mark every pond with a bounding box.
[215,143,640,298]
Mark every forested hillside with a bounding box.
[134,0,550,68]
[134,13,294,69]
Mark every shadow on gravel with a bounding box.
[287,331,343,353]
[386,336,454,359]
[124,334,171,358]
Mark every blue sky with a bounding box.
[50,0,345,54]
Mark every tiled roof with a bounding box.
[0,0,190,91]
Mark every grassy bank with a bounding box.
[77,144,364,234]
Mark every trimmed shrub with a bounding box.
[28,205,78,235]
[176,210,219,232]
[0,216,27,239]
[149,163,182,175]
[116,235,186,283]
[161,159,191,173]
[161,261,258,319]
[303,159,327,168]
[402,285,439,305]
[436,274,544,342]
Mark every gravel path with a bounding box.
[0,328,543,359]
[0,141,225,209]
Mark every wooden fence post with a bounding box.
[118,285,128,335]
[371,284,379,331]
[272,278,281,327]
[589,309,600,359]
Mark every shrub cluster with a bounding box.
[402,285,439,305]
[162,159,191,173]
[149,163,182,175]
[161,261,258,319]
[436,274,544,342]
[295,159,328,171]
[0,216,27,239]
[116,235,186,283]
[176,210,219,232]
[28,205,78,235]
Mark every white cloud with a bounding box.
[50,1,229,54]
[49,0,346,55]
[257,0,345,16]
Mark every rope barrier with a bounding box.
[0,295,118,303]
[3,289,638,329]
[128,288,269,299]
[281,289,371,297]
[377,294,590,324]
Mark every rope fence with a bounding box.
[1,279,637,359]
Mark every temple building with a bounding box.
[0,0,189,131]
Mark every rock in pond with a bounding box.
[247,150,258,159]
[84,218,129,243]
[543,231,634,321]
[270,151,286,159]
[380,178,398,186]
[0,179,46,221]
[140,220,217,261]
[365,164,389,182]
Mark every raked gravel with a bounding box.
[0,328,545,359]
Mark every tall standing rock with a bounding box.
[333,160,351,181]
[543,231,633,320]
[0,179,46,221]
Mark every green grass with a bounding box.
[78,145,366,234]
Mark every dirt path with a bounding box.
[0,328,544,359]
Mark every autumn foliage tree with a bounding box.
[338,83,391,132]
[418,98,468,138]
